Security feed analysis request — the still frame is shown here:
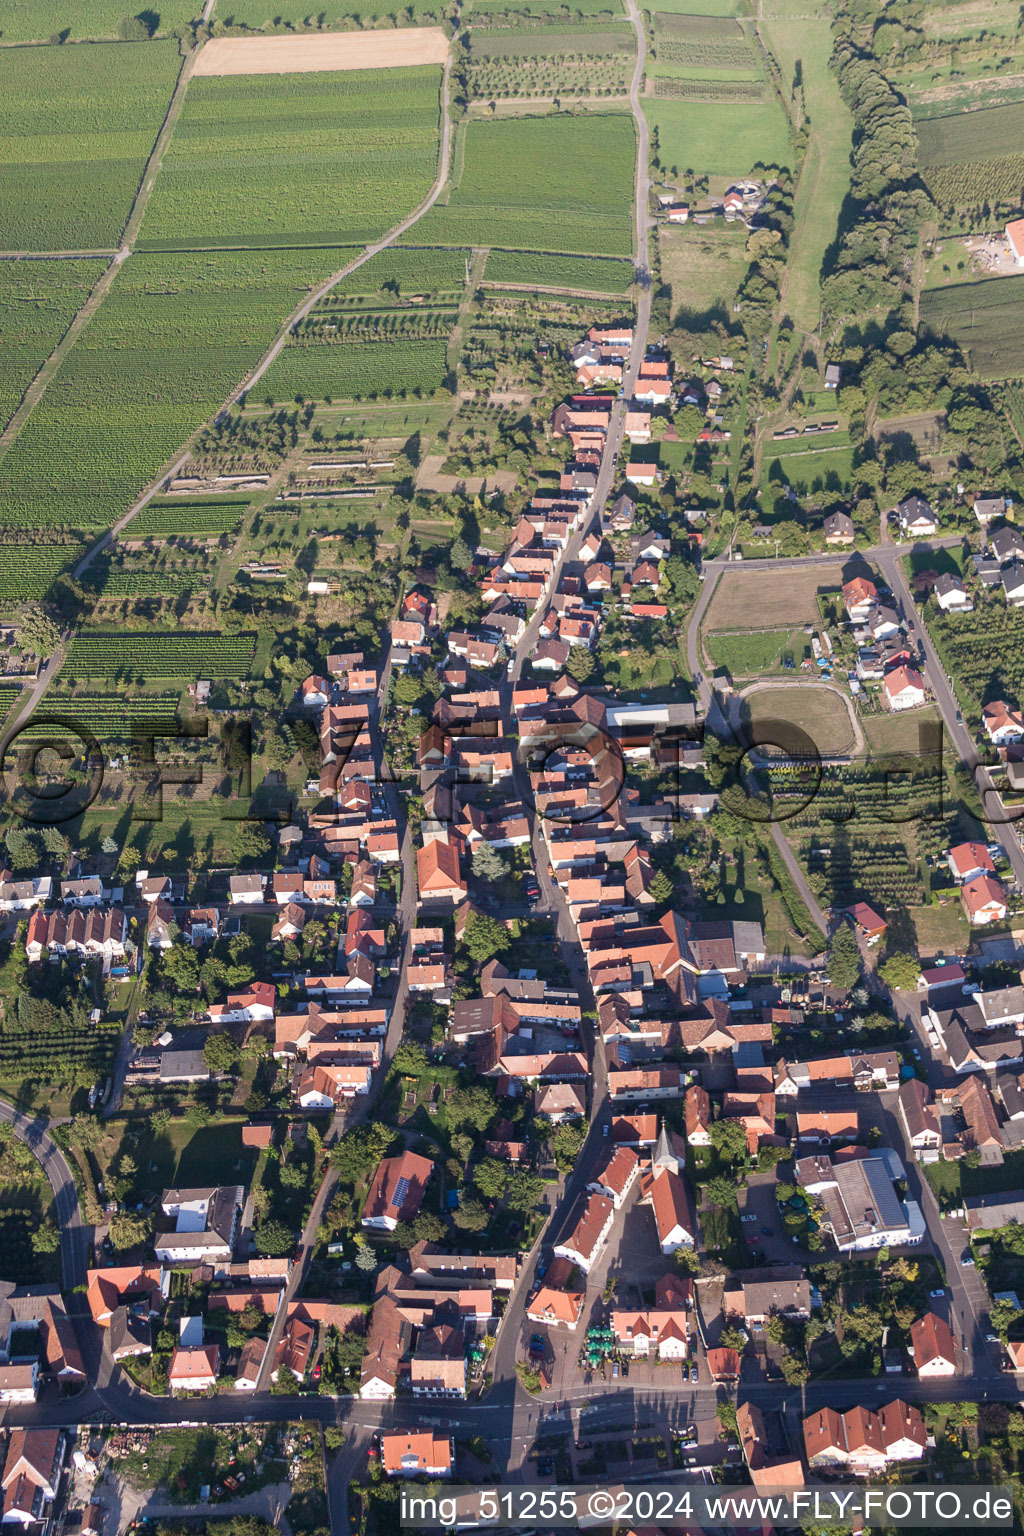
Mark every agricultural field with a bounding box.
[127,498,250,538]
[915,102,1024,212]
[465,24,635,96]
[0,249,344,531]
[64,631,255,678]
[19,692,182,739]
[468,0,626,18]
[0,41,183,252]
[262,334,451,402]
[331,246,471,299]
[645,0,740,12]
[763,433,855,494]
[929,595,1024,723]
[82,553,197,598]
[138,67,442,247]
[758,0,851,336]
[641,95,790,179]
[658,222,747,317]
[483,249,634,292]
[211,0,445,25]
[651,11,754,70]
[0,0,198,39]
[920,275,1024,379]
[0,260,105,433]
[411,111,636,256]
[0,541,85,600]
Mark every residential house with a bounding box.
[992,527,1024,564]
[586,1145,641,1209]
[842,576,877,621]
[553,1192,615,1273]
[910,1311,956,1376]
[154,1186,243,1266]
[168,1343,220,1393]
[380,1433,454,1479]
[948,842,996,884]
[362,1152,434,1233]
[933,573,973,612]
[961,873,1008,926]
[823,511,855,546]
[1002,563,1024,607]
[972,494,1007,526]
[804,1400,926,1474]
[898,495,938,537]
[898,1079,941,1159]
[982,700,1024,744]
[416,838,467,905]
[0,1429,65,1527]
[883,665,927,712]
[611,1274,691,1360]
[724,1267,810,1326]
[229,874,266,905]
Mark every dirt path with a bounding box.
[480,279,630,300]
[446,246,487,374]
[0,42,194,462]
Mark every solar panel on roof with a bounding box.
[392,1175,410,1211]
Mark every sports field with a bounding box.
[0,41,182,251]
[193,27,450,74]
[410,112,636,256]
[920,274,1024,379]
[138,66,442,246]
[746,685,856,757]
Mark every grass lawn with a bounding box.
[923,238,977,290]
[641,96,790,179]
[905,900,970,957]
[746,684,856,756]
[763,443,854,493]
[658,222,748,319]
[715,841,814,956]
[96,1115,255,1197]
[862,705,943,757]
[706,626,810,676]
[758,0,853,336]
[645,0,741,11]
[704,563,831,631]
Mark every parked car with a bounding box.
[690,1365,698,1383]
[961,1251,975,1267]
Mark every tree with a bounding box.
[781,1354,809,1385]
[705,1176,738,1211]
[461,913,510,964]
[355,1246,377,1273]
[331,1123,397,1182]
[238,823,271,859]
[255,1220,295,1257]
[17,610,61,658]
[550,1121,586,1172]
[119,11,155,36]
[505,1170,545,1215]
[474,1159,510,1200]
[118,844,142,881]
[471,841,507,882]
[719,1326,747,1351]
[451,1196,489,1232]
[566,646,595,683]
[31,1222,60,1255]
[879,951,920,991]
[203,1032,239,1072]
[826,921,862,991]
[990,1299,1022,1341]
[392,1042,427,1076]
[163,943,200,993]
[716,1402,738,1437]
[109,1212,152,1252]
[649,869,674,905]
[709,1118,749,1162]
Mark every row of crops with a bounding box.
[0,542,85,599]
[64,632,255,679]
[0,1018,121,1086]
[653,78,765,102]
[128,499,250,538]
[929,599,1024,718]
[262,336,450,404]
[295,307,457,342]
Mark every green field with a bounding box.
[19,692,182,738]
[759,0,851,334]
[707,626,810,675]
[0,41,182,251]
[0,259,105,432]
[468,0,625,16]
[468,24,635,54]
[641,95,790,178]
[215,0,443,23]
[0,542,85,599]
[0,0,198,39]
[658,222,748,315]
[262,335,450,401]
[645,0,740,12]
[920,275,1024,379]
[483,248,634,291]
[411,112,636,256]
[139,67,442,246]
[763,440,854,493]
[0,250,343,530]
[65,631,255,678]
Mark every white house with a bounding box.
[933,573,973,612]
[982,700,1024,744]
[228,873,266,905]
[553,1192,615,1273]
[897,495,938,537]
[883,665,926,712]
[647,1168,696,1254]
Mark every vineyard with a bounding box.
[263,335,450,402]
[929,598,1024,720]
[466,55,631,96]
[138,67,443,246]
[0,250,344,531]
[653,77,765,101]
[916,101,1024,165]
[771,763,951,908]
[652,10,755,68]
[411,112,636,256]
[0,542,85,599]
[83,557,196,598]
[0,41,182,251]
[483,249,634,292]
[920,275,1024,379]
[127,499,249,538]
[0,261,105,435]
[294,306,457,343]
[22,692,181,739]
[919,153,1024,215]
[0,0,199,40]
[0,688,22,722]
[65,632,255,679]
[0,1015,120,1089]
[330,246,470,299]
